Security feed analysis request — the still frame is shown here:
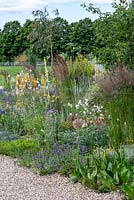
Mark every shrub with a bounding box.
[96,67,134,148]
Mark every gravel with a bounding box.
[0,155,124,200]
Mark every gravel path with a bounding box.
[0,155,124,200]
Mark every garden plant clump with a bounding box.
[0,1,134,199]
[0,55,134,200]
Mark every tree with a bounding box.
[52,17,69,55]
[1,21,22,63]
[30,8,56,66]
[83,0,134,69]
[31,8,70,66]
[19,19,33,51]
[0,29,4,62]
[68,18,95,57]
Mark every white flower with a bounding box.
[92,108,95,112]
[85,98,88,102]
[84,102,88,107]
[83,111,86,115]
[15,88,19,95]
[69,113,73,116]
[78,100,82,105]
[76,104,80,109]
[67,103,73,108]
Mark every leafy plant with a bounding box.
[71,148,134,195]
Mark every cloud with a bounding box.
[0,0,113,13]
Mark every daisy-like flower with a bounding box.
[78,100,82,105]
[76,104,80,109]
[67,102,73,108]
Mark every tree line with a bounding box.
[0,0,133,69]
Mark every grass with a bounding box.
[0,66,44,86]
[0,66,22,86]
[0,138,38,158]
[0,66,22,77]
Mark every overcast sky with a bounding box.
[0,0,113,28]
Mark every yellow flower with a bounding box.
[31,77,36,88]
[24,73,29,84]
[44,58,48,82]
[16,74,21,89]
[47,94,50,101]
[16,101,24,108]
[41,74,45,85]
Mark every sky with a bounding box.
[0,0,114,29]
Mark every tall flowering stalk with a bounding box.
[44,57,49,97]
[16,74,21,89]
[44,58,48,82]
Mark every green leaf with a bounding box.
[98,170,116,190]
[69,176,78,183]
[121,184,134,197]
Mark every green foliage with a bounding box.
[84,1,134,68]
[1,56,134,200]
[104,87,134,148]
[1,110,25,135]
[0,138,37,157]
[71,148,134,194]
[121,183,134,199]
[31,9,70,60]
[1,21,23,63]
[67,18,95,56]
[67,54,94,99]
[96,67,134,148]
[19,19,33,50]
[68,54,94,78]
[0,66,22,76]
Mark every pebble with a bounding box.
[0,155,124,200]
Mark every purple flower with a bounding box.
[35,162,40,170]
[70,132,74,138]
[2,96,13,103]
[51,158,57,166]
[52,148,58,154]
[45,155,49,164]
[79,145,88,154]
[53,143,57,148]
[0,108,3,114]
[45,109,57,115]
[31,155,35,161]
[37,151,42,159]
[40,163,45,171]
[0,89,3,95]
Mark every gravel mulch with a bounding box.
[0,155,124,200]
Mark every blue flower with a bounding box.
[79,145,88,154]
[40,163,45,171]
[70,132,74,138]
[37,151,42,159]
[44,155,49,164]
[0,89,3,95]
[0,108,3,114]
[31,155,35,161]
